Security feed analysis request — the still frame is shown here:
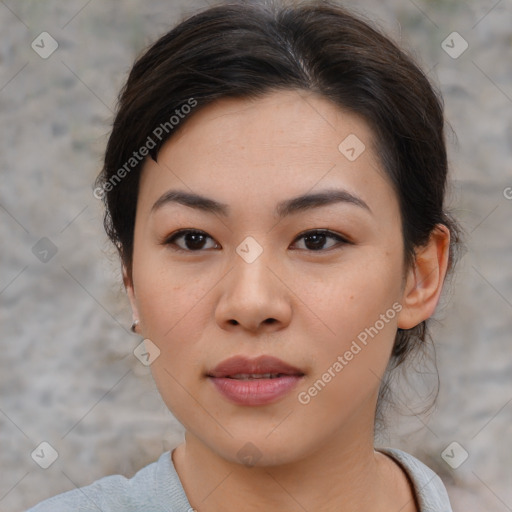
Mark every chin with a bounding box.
[201,428,314,469]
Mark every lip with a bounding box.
[207,355,305,406]
[208,355,305,378]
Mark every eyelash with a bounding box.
[162,229,351,253]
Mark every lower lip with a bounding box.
[209,375,303,406]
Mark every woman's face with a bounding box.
[127,89,409,465]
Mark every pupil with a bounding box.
[306,233,325,250]
[187,233,205,250]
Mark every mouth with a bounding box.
[207,354,305,379]
[223,373,296,380]
[206,355,305,406]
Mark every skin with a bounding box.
[124,89,450,512]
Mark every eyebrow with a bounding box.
[151,188,371,218]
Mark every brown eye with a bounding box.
[292,230,349,251]
[164,230,219,251]
[163,228,349,253]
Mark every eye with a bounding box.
[163,229,219,252]
[291,229,350,251]
[162,229,349,253]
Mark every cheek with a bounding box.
[134,268,210,422]
[132,257,216,382]
[297,250,402,390]
[134,252,213,336]
[306,250,401,333]
[296,298,399,425]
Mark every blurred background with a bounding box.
[1,0,511,510]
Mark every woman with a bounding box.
[28,0,461,510]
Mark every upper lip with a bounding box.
[207,355,305,378]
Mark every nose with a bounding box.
[214,249,292,334]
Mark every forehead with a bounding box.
[137,89,396,220]
[166,89,374,161]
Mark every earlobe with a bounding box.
[397,225,450,330]
[122,264,140,329]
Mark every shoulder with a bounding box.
[377,447,453,512]
[25,450,192,512]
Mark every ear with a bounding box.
[397,224,450,329]
[123,264,140,330]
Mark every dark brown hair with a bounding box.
[95,0,462,431]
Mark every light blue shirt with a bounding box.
[26,447,453,511]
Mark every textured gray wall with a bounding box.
[1,0,511,510]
